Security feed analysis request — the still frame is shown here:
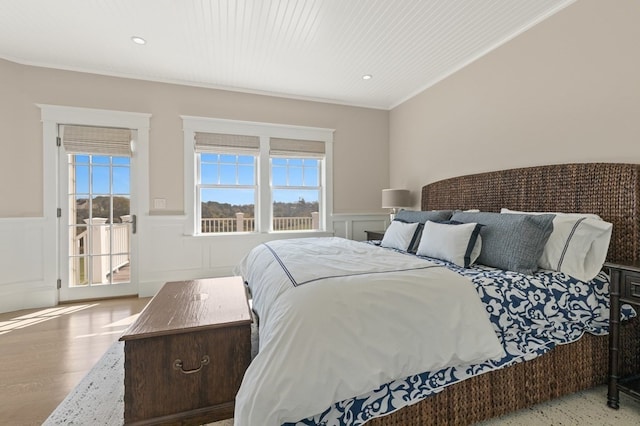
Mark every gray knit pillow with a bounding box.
[450,211,555,275]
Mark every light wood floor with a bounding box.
[0,297,151,426]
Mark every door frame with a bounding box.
[39,105,151,303]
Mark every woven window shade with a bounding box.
[195,132,260,154]
[270,138,325,157]
[62,125,132,156]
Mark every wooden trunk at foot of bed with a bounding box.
[370,163,640,425]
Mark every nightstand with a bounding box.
[606,261,640,409]
[365,230,385,241]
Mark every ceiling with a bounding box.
[0,0,575,110]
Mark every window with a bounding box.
[184,117,333,235]
[198,153,257,232]
[195,132,259,233]
[270,138,325,231]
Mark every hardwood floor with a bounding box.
[0,297,151,426]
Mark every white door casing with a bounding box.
[39,105,150,302]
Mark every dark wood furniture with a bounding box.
[365,163,640,425]
[365,230,385,241]
[606,261,640,409]
[119,277,252,425]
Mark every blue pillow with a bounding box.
[451,211,555,275]
[395,209,453,224]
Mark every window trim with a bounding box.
[182,116,334,236]
[39,104,151,303]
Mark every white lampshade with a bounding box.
[381,189,410,209]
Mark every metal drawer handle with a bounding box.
[173,355,210,375]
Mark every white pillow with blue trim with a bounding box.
[501,208,612,281]
[380,220,420,252]
[416,221,482,268]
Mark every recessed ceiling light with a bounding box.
[362,74,372,80]
[131,36,146,45]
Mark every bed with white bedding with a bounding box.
[233,163,640,426]
[234,237,505,425]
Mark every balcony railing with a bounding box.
[72,219,131,285]
[201,212,319,233]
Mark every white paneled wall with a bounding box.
[137,213,387,297]
[0,218,57,313]
[332,213,389,241]
[0,213,388,312]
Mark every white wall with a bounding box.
[0,218,56,313]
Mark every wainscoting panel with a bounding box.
[140,217,205,273]
[0,217,57,313]
[138,215,337,297]
[332,213,389,241]
[138,213,388,297]
[0,213,390,313]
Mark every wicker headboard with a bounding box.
[422,163,640,264]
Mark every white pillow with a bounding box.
[500,208,602,221]
[500,208,612,281]
[380,221,420,252]
[416,221,482,268]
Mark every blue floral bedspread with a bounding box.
[288,246,636,426]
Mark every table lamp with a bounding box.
[382,189,410,222]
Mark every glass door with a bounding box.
[58,129,137,301]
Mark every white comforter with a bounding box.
[234,237,504,426]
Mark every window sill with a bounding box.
[187,230,334,238]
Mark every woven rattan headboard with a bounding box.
[421,163,640,263]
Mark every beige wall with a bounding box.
[1,59,43,216]
[390,0,640,208]
[0,59,389,217]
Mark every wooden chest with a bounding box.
[119,277,252,425]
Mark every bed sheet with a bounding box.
[288,242,636,426]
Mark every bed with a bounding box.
[235,162,640,426]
